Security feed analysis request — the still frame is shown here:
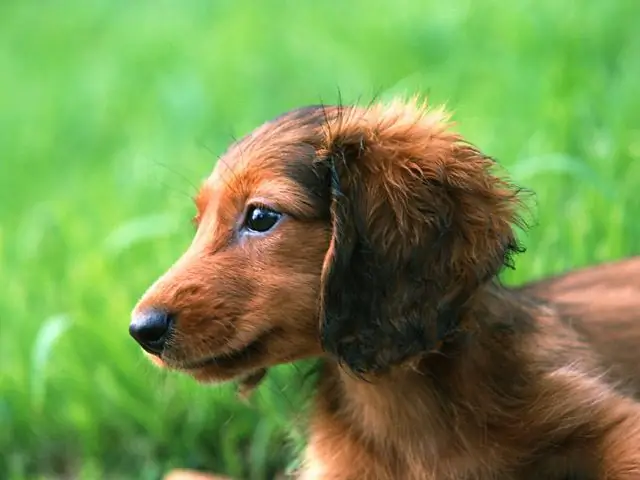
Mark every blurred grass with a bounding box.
[1,0,639,478]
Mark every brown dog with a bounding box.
[130,99,640,479]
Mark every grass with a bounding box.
[1,0,639,478]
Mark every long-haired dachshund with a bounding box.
[130,99,640,479]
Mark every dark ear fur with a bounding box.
[317,101,525,375]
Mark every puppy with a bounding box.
[130,99,640,479]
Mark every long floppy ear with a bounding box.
[317,100,525,375]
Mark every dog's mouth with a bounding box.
[144,329,277,394]
[150,328,276,388]
[173,330,273,396]
[175,329,273,371]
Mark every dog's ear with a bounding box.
[317,100,524,375]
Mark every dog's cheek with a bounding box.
[279,275,322,324]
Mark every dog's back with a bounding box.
[519,256,640,396]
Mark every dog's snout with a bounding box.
[129,308,173,354]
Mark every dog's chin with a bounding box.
[181,363,265,384]
[146,350,269,397]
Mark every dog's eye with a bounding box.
[244,206,282,233]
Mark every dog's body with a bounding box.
[521,259,640,396]
[305,258,640,480]
[130,100,640,479]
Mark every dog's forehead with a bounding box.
[198,105,337,216]
[207,106,329,184]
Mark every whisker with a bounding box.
[151,160,200,193]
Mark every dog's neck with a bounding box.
[313,287,539,472]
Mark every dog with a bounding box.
[130,99,640,479]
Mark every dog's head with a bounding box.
[130,99,524,384]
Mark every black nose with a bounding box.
[129,309,173,354]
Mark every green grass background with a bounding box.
[1,0,639,478]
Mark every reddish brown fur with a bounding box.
[132,99,640,479]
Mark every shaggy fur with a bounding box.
[131,99,640,479]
